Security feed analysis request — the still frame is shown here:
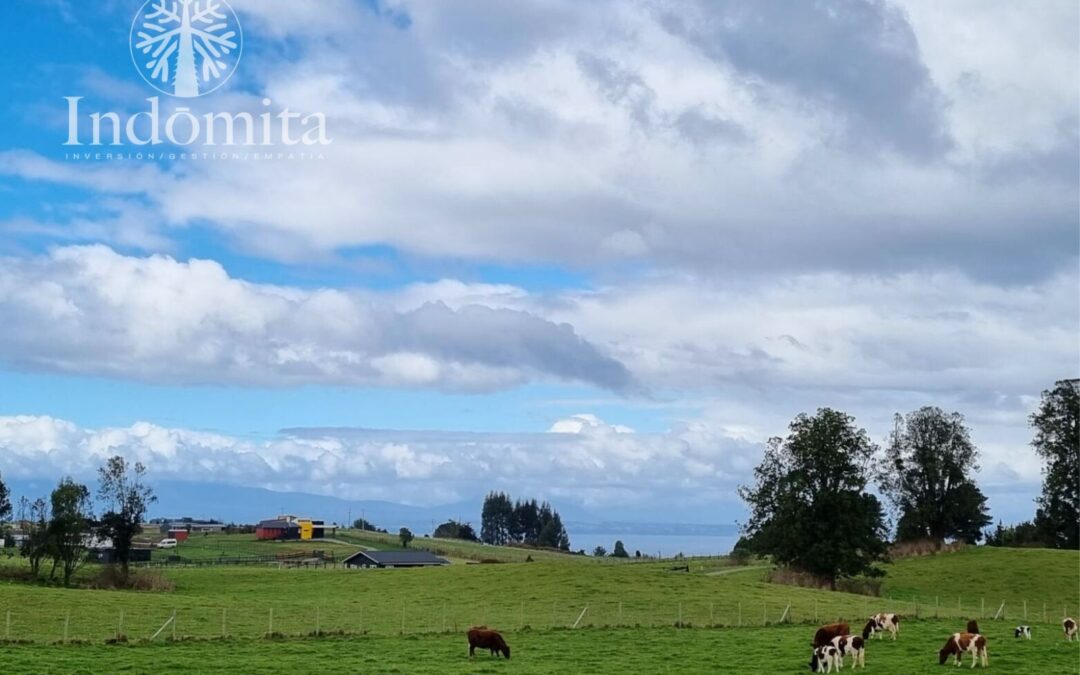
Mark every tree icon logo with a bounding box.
[130,0,243,98]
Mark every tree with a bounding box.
[19,496,50,578]
[433,520,478,541]
[48,479,93,587]
[739,408,888,586]
[984,520,1045,548]
[352,517,385,533]
[133,0,239,97]
[97,456,155,578]
[536,509,570,551]
[0,471,11,525]
[480,492,514,545]
[611,540,629,558]
[398,527,414,548]
[592,545,607,557]
[881,407,992,544]
[1030,379,1080,549]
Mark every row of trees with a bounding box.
[739,379,1078,584]
[480,492,570,550]
[0,457,155,586]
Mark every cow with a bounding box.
[1014,625,1032,639]
[1064,618,1077,642]
[467,628,510,659]
[813,622,851,648]
[862,613,899,641]
[809,644,842,673]
[938,632,988,668]
[966,620,979,635]
[830,634,866,669]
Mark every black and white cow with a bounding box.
[1014,625,1032,639]
[830,634,866,669]
[862,613,899,641]
[809,644,842,673]
[1064,618,1077,642]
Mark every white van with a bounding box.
[157,538,178,549]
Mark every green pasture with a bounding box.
[0,620,1077,674]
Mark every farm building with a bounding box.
[342,550,449,569]
[256,515,335,540]
[256,519,300,540]
[167,528,190,541]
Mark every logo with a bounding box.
[130,0,243,98]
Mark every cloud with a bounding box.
[4,1,1074,280]
[0,414,761,510]
[0,245,634,392]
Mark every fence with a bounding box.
[0,596,1074,645]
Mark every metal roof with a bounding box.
[343,550,449,566]
[257,519,299,529]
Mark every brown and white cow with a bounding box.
[813,622,851,648]
[862,613,899,640]
[809,644,842,673]
[938,632,988,668]
[830,634,866,669]
[1064,617,1077,642]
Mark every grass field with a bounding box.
[0,620,1078,674]
[0,540,1076,672]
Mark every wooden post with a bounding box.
[814,599,818,623]
[763,601,767,625]
[981,598,985,619]
[358,606,363,634]
[441,603,446,632]
[268,608,274,635]
[572,606,589,629]
[316,606,320,636]
[118,609,124,640]
[520,601,524,630]
[171,609,176,640]
[552,601,557,627]
[678,601,683,626]
[222,608,227,637]
[738,602,742,626]
[5,610,9,640]
[710,602,714,625]
[400,602,406,635]
[935,596,939,618]
[779,603,791,624]
[1042,603,1046,623]
[63,611,70,644]
[1024,601,1027,621]
[619,601,624,626]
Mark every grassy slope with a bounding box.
[334,529,590,563]
[0,543,1076,672]
[1,622,1078,674]
[879,546,1080,619]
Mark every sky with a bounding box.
[0,0,1076,528]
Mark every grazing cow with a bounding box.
[813,622,851,648]
[938,632,988,668]
[1014,625,1032,639]
[1064,618,1077,641]
[862,613,900,641]
[830,634,866,669]
[966,620,979,635]
[809,645,842,673]
[467,628,510,659]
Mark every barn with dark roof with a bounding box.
[342,550,449,569]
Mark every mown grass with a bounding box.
[1,620,1077,674]
[334,529,592,563]
[140,532,361,562]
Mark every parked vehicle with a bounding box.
[156,538,178,549]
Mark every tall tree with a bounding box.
[881,407,991,544]
[48,479,93,587]
[398,527,414,548]
[480,492,513,545]
[97,456,155,578]
[739,408,888,586]
[0,471,11,525]
[19,496,51,578]
[1030,379,1080,549]
[536,509,570,551]
[611,540,629,558]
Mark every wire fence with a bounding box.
[0,596,1074,645]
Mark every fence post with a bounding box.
[678,601,683,626]
[572,606,589,629]
[441,603,446,633]
[738,602,742,627]
[709,602,714,626]
[171,609,177,640]
[268,608,274,636]
[1024,601,1027,621]
[400,602,406,635]
[763,601,767,626]
[619,601,624,626]
[222,608,227,638]
[981,598,985,619]
[5,610,10,640]
[63,611,70,644]
[118,609,124,640]
[316,606,320,636]
[1042,603,1046,623]
[814,599,818,623]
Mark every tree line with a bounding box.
[480,492,570,550]
[738,379,1079,585]
[0,456,155,587]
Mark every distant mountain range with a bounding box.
[5,478,739,540]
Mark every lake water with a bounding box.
[567,532,739,558]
